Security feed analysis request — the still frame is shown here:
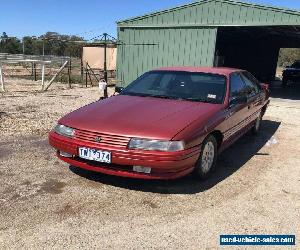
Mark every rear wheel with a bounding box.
[193,135,217,180]
[282,77,288,87]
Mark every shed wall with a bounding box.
[117,27,217,85]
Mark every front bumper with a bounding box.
[49,131,200,180]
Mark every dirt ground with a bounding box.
[0,79,299,249]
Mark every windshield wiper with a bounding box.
[121,92,218,103]
[146,94,179,100]
[121,92,179,100]
[148,95,217,103]
[180,97,218,103]
[121,92,149,97]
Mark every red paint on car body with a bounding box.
[49,67,270,180]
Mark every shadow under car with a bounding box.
[69,120,281,194]
[269,80,300,101]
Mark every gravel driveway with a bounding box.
[0,79,299,249]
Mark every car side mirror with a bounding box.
[229,96,247,108]
[115,86,124,93]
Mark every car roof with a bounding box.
[153,66,242,76]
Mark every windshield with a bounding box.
[121,71,227,104]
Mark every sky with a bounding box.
[0,0,299,40]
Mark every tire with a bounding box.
[282,77,288,87]
[252,112,262,135]
[193,135,218,180]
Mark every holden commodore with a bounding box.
[49,67,270,180]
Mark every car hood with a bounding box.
[59,95,223,140]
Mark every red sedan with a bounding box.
[49,67,270,180]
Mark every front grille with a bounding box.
[74,129,131,147]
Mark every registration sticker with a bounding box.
[208,94,217,99]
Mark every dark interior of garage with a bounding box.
[214,26,300,82]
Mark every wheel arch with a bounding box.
[261,104,268,117]
[208,130,223,149]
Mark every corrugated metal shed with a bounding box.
[117,0,300,85]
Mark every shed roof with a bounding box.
[117,0,300,27]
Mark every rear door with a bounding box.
[240,71,264,124]
[222,72,249,142]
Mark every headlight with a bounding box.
[128,138,184,152]
[54,124,74,138]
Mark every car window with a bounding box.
[122,71,227,104]
[230,73,246,99]
[240,72,259,96]
[126,73,161,94]
[243,71,260,86]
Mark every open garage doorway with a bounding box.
[214,26,300,100]
[214,26,300,81]
[277,48,300,81]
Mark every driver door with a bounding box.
[222,72,249,144]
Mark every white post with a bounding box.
[44,60,68,91]
[41,64,45,90]
[0,62,4,92]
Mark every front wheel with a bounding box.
[193,135,217,180]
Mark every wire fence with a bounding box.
[0,53,117,87]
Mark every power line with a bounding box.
[75,23,115,38]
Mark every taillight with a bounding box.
[260,83,269,91]
[260,83,270,99]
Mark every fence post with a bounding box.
[80,51,84,83]
[85,62,88,87]
[68,60,71,88]
[33,63,37,81]
[0,62,5,92]
[41,63,45,90]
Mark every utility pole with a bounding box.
[22,39,25,55]
[103,32,108,98]
[42,38,45,58]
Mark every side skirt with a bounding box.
[218,120,255,154]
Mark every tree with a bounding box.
[23,36,34,54]
[0,31,85,57]
[1,32,8,39]
[278,48,300,67]
[0,32,22,53]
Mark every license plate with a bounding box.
[79,147,111,163]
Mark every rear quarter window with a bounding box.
[230,73,246,98]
